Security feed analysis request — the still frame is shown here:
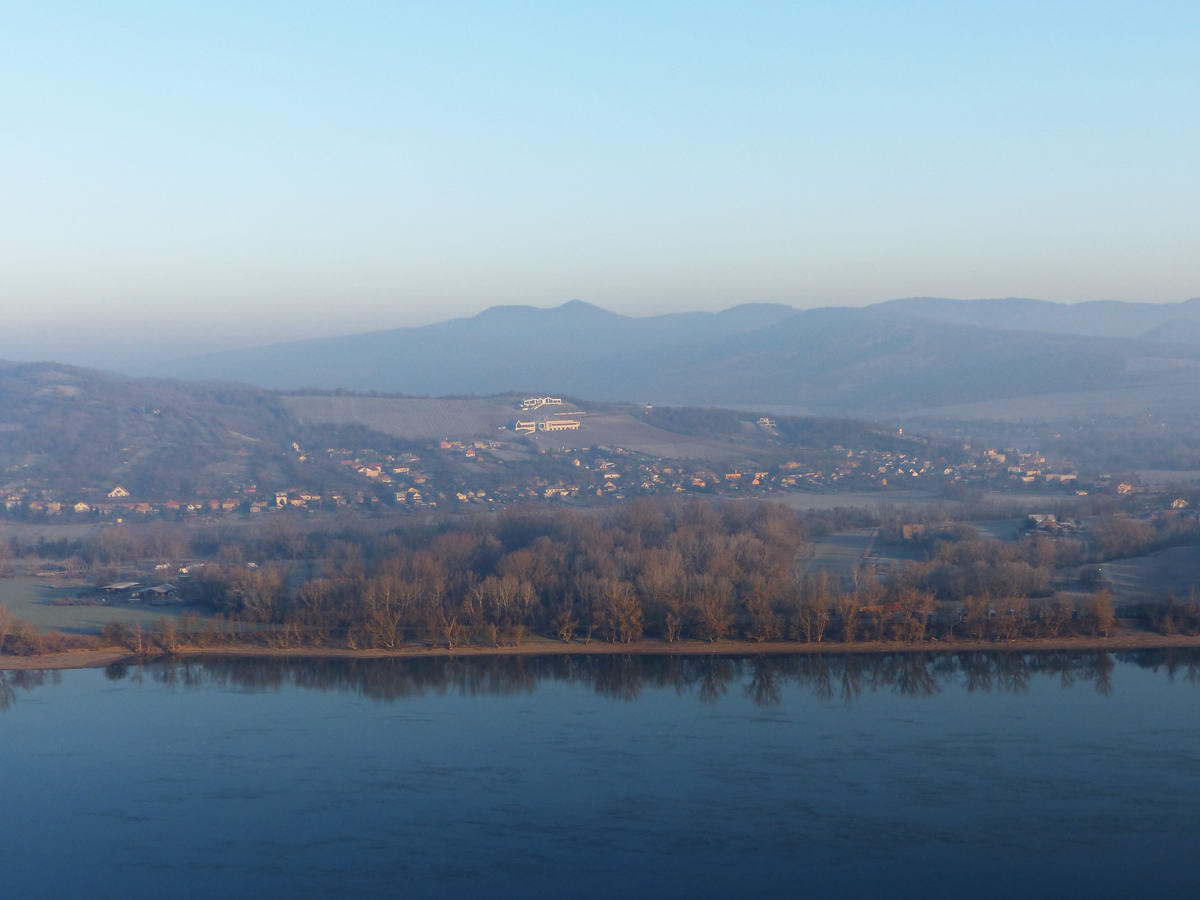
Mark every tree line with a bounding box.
[7,498,1200,659]
[162,500,1127,652]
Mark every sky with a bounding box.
[2,0,1198,365]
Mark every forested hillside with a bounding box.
[0,362,295,496]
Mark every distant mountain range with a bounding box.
[133,297,1200,418]
[873,296,1200,340]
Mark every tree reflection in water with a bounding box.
[0,669,61,711]
[5,649,1200,711]
[128,649,1200,706]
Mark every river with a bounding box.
[2,651,1198,898]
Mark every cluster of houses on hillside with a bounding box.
[5,488,275,519]
[0,429,1175,524]
[942,446,1084,491]
[400,442,1103,506]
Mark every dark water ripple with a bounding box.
[2,650,1200,899]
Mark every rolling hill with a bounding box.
[0,362,935,499]
[140,300,800,398]
[137,298,1200,419]
[0,362,296,496]
[873,296,1200,341]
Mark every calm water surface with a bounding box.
[2,651,1199,899]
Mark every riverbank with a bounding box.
[8,629,1200,671]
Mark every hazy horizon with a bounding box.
[7,6,1200,897]
[9,293,1200,370]
[4,1,1199,364]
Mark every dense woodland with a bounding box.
[4,498,1200,658]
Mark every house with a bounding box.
[538,419,581,432]
[108,486,131,498]
[133,584,181,605]
[520,397,564,411]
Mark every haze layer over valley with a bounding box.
[121,296,1200,420]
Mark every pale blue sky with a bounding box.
[2,1,1198,363]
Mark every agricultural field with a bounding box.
[284,394,766,463]
[283,394,517,440]
[799,528,877,583]
[969,519,1026,541]
[769,490,942,512]
[0,577,210,634]
[1137,470,1200,487]
[798,527,924,586]
[906,378,1200,422]
[525,409,760,462]
[1099,546,1200,605]
[0,521,104,543]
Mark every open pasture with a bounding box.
[283,395,516,440]
[1101,546,1200,605]
[529,410,759,462]
[0,577,210,634]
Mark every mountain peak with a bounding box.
[554,299,621,317]
[473,299,620,321]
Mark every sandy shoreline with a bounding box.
[7,630,1200,671]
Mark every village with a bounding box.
[0,417,1165,523]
